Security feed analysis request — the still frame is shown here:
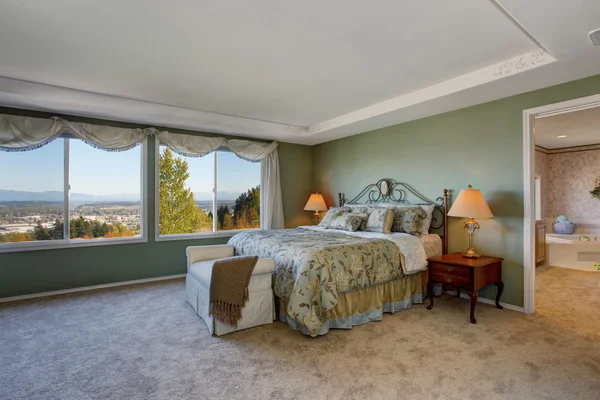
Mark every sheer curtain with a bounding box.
[0,114,285,230]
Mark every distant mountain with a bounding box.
[0,189,244,202]
[193,191,244,201]
[0,190,139,202]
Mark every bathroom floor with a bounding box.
[536,265,600,335]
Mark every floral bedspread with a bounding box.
[228,228,427,336]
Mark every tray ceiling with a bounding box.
[0,0,599,145]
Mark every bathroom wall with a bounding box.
[545,148,600,220]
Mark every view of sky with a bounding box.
[1,139,65,193]
[167,147,260,200]
[0,140,260,199]
[0,139,140,196]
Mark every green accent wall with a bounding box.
[0,111,313,298]
[313,74,600,307]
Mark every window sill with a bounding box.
[155,229,258,242]
[0,237,148,254]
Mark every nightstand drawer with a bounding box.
[430,272,471,288]
[428,262,470,278]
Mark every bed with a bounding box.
[228,179,449,336]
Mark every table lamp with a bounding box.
[447,185,494,258]
[304,193,328,223]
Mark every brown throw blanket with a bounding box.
[209,255,258,327]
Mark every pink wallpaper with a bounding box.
[542,149,600,219]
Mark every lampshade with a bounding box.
[448,185,494,219]
[304,193,327,211]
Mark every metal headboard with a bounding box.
[338,178,449,254]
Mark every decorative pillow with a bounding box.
[318,207,348,227]
[419,204,436,232]
[345,206,369,230]
[364,208,394,234]
[389,204,435,233]
[392,207,428,236]
[328,213,365,232]
[351,212,369,231]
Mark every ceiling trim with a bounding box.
[0,48,556,145]
[305,49,554,137]
[536,143,600,154]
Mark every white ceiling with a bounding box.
[0,0,599,145]
[535,106,600,149]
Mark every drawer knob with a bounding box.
[446,266,454,272]
[445,277,453,283]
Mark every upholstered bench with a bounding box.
[185,244,275,336]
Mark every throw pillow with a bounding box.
[364,208,394,234]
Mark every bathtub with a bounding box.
[546,233,600,271]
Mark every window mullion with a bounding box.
[213,152,218,232]
[64,139,70,241]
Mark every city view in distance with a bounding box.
[0,142,261,243]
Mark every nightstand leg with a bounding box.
[455,287,461,298]
[494,281,504,310]
[426,281,434,310]
[467,291,478,324]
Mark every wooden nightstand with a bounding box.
[426,252,504,324]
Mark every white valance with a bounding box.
[0,115,64,151]
[0,114,151,152]
[156,131,278,162]
[0,113,285,229]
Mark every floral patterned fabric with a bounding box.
[329,213,365,232]
[365,208,394,233]
[391,207,428,236]
[228,227,428,337]
[229,228,405,336]
[318,207,347,228]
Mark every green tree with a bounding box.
[159,148,212,234]
[33,222,52,240]
[222,213,234,230]
[233,186,260,229]
[216,205,231,229]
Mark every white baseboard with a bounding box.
[458,292,525,313]
[0,274,186,304]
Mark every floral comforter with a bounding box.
[227,227,428,336]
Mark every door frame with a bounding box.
[522,93,600,314]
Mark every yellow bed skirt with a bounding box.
[276,271,428,335]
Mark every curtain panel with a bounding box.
[0,114,285,229]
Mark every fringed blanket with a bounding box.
[209,255,258,327]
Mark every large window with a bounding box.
[158,145,260,237]
[0,138,145,249]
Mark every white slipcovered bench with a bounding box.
[185,244,276,336]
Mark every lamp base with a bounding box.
[314,211,321,224]
[462,248,481,259]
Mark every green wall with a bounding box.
[313,74,600,307]
[0,111,313,298]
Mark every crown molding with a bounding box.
[0,49,556,145]
[536,143,600,154]
[303,49,555,139]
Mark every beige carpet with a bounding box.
[1,267,599,400]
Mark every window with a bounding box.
[157,145,260,238]
[0,137,145,250]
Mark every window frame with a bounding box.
[0,138,148,253]
[154,140,261,241]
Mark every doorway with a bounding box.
[523,93,600,314]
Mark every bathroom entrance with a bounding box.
[525,96,600,325]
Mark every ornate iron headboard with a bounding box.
[338,178,449,254]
